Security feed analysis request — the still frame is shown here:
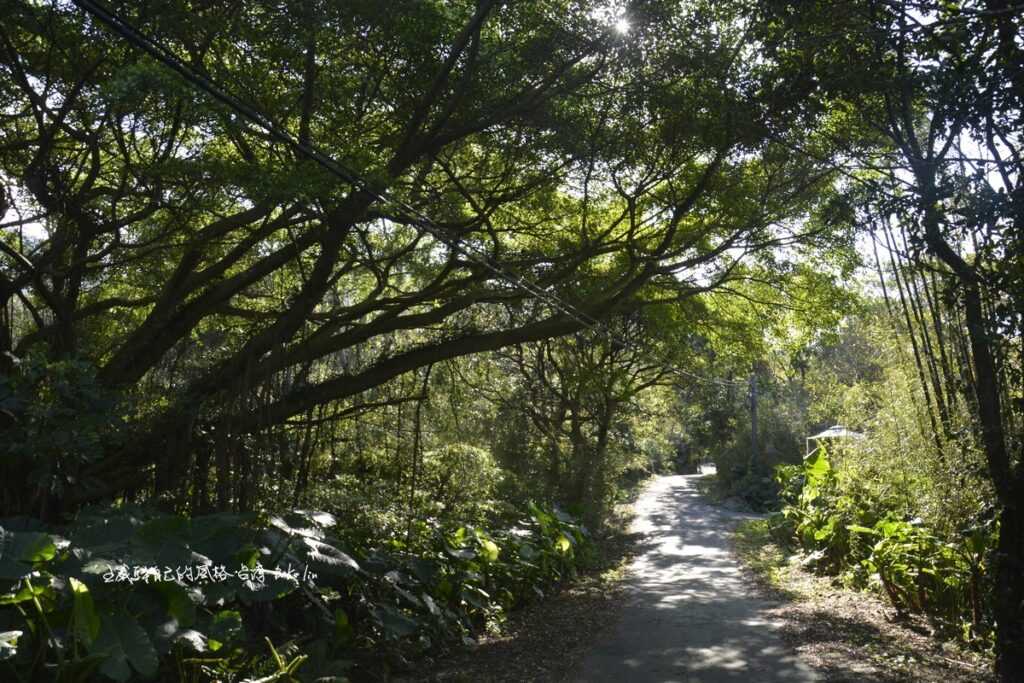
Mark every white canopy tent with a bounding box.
[805,424,864,458]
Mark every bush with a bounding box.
[712,408,802,511]
[0,354,124,519]
[0,501,591,681]
[771,447,996,646]
[419,444,502,521]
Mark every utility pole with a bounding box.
[749,371,758,473]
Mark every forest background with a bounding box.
[0,0,1021,681]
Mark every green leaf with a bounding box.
[334,608,353,644]
[479,538,500,562]
[448,548,475,561]
[92,611,158,681]
[408,557,437,585]
[239,567,299,602]
[209,610,243,646]
[801,447,831,501]
[172,629,207,653]
[422,593,441,618]
[153,581,198,627]
[135,516,188,548]
[0,582,46,605]
[813,518,836,542]
[234,543,261,568]
[461,585,490,610]
[302,537,360,575]
[0,528,57,579]
[554,533,572,554]
[373,605,420,639]
[70,577,100,647]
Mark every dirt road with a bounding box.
[571,474,818,682]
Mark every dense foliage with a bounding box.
[1,0,1021,679]
[1,501,590,681]
[0,0,840,517]
[770,447,996,645]
[707,281,1006,651]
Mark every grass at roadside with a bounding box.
[731,518,994,682]
[732,518,791,593]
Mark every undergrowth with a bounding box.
[733,519,789,592]
[765,447,997,650]
[0,501,592,682]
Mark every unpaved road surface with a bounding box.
[572,474,818,682]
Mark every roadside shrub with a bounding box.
[0,354,124,519]
[771,447,997,646]
[847,515,993,640]
[713,408,802,510]
[419,444,502,521]
[0,501,590,681]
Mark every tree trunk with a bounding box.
[996,494,1024,681]
[569,406,589,510]
[883,222,945,455]
[918,200,1023,681]
[587,402,613,529]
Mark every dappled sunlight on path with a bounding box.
[571,475,818,682]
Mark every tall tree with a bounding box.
[753,0,1023,676]
[1,0,842,515]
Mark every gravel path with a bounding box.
[571,474,818,682]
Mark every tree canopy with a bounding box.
[0,0,846,510]
[1,0,1022,680]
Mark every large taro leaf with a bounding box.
[133,516,188,548]
[291,510,337,528]
[447,547,475,561]
[551,506,575,524]
[268,512,325,540]
[95,515,207,571]
[92,610,159,681]
[801,447,832,502]
[152,580,199,627]
[407,557,438,585]
[199,573,238,605]
[460,584,491,610]
[68,514,137,555]
[361,550,395,576]
[301,536,359,578]
[0,527,56,579]
[390,583,423,609]
[518,541,538,561]
[130,516,204,567]
[191,513,256,567]
[145,614,206,657]
[371,605,420,640]
[171,628,206,653]
[69,577,100,648]
[238,567,299,603]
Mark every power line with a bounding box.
[70,0,747,390]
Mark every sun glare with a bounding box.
[614,17,631,34]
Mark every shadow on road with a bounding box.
[571,474,819,682]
